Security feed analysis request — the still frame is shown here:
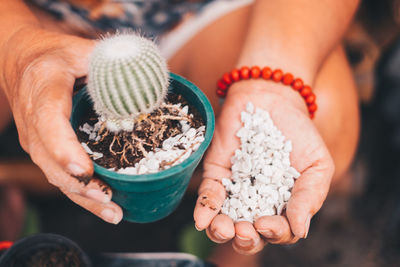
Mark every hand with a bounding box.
[0,26,123,224]
[194,80,334,254]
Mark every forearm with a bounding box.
[237,0,360,84]
[0,0,40,46]
[0,1,42,96]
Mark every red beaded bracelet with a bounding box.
[216,66,317,119]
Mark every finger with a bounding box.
[62,189,122,224]
[286,157,334,239]
[202,98,244,180]
[79,178,112,203]
[232,221,265,255]
[31,73,93,178]
[28,134,111,203]
[254,216,299,245]
[194,101,245,230]
[205,214,235,243]
[194,178,226,230]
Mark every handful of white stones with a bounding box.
[221,102,301,223]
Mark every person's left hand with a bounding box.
[193,79,334,255]
[0,26,123,224]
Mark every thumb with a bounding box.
[202,100,243,180]
[286,156,334,238]
[62,36,96,78]
[31,72,93,178]
[194,102,242,230]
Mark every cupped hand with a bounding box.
[0,26,122,224]
[194,79,334,254]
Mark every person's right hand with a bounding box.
[193,80,335,254]
[0,26,123,224]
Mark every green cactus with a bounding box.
[87,33,169,132]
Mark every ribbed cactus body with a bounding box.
[87,33,169,132]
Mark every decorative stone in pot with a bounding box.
[70,33,214,223]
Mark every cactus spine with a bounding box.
[87,33,169,132]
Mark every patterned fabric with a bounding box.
[28,0,220,38]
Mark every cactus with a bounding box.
[87,33,169,132]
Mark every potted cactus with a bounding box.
[70,33,214,223]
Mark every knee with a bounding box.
[313,46,360,183]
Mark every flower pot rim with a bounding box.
[0,233,91,266]
[72,72,215,183]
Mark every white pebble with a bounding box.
[182,105,189,115]
[138,164,148,174]
[81,143,93,154]
[185,128,196,139]
[284,140,293,152]
[220,102,300,223]
[192,142,201,151]
[228,208,238,221]
[146,158,160,171]
[246,102,254,113]
[92,152,103,160]
[79,123,93,135]
[288,167,301,179]
[117,167,137,175]
[222,178,231,187]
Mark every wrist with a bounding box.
[218,66,317,118]
[0,25,41,93]
[0,26,67,99]
[228,79,309,116]
[235,57,317,88]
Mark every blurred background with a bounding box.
[3,0,400,266]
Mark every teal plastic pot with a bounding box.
[70,73,214,223]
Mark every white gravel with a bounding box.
[79,105,205,175]
[115,124,205,175]
[220,102,300,223]
[80,141,104,160]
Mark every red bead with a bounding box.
[308,103,317,113]
[218,66,317,115]
[0,241,13,250]
[292,78,304,91]
[261,67,272,79]
[300,85,312,97]
[306,93,316,104]
[282,73,294,85]
[240,66,250,79]
[217,79,227,90]
[217,88,226,97]
[222,73,232,85]
[272,69,283,82]
[250,66,261,78]
[230,69,240,81]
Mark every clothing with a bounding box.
[29,0,253,59]
[29,0,217,38]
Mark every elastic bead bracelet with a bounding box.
[216,66,317,119]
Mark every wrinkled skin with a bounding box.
[194,80,335,255]
[0,27,122,224]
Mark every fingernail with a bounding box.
[214,232,227,240]
[101,209,120,224]
[258,229,274,239]
[194,224,202,231]
[236,235,253,247]
[304,214,312,238]
[86,189,110,203]
[67,163,86,176]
